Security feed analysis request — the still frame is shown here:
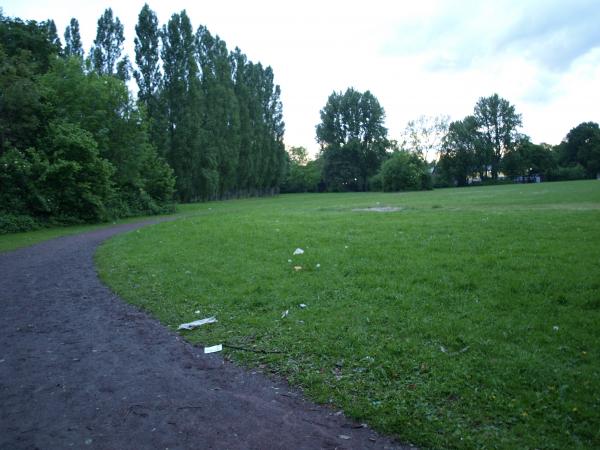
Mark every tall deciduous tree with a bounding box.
[231,48,253,193]
[133,4,166,157]
[0,16,58,153]
[474,93,522,179]
[196,27,240,197]
[45,20,61,53]
[316,88,388,190]
[91,8,125,76]
[134,4,161,104]
[502,138,556,178]
[64,18,83,58]
[562,122,600,178]
[401,115,449,162]
[438,116,480,186]
[161,10,206,201]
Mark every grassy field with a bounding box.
[92,180,600,449]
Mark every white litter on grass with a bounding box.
[553,325,559,331]
[293,248,304,255]
[316,263,321,268]
[299,304,307,308]
[281,309,289,318]
[288,259,292,263]
[177,316,217,330]
[204,344,222,354]
[195,310,201,314]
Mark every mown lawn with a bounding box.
[96,180,600,449]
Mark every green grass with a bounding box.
[92,180,599,449]
[0,212,182,253]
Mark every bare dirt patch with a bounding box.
[352,206,404,212]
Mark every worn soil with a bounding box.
[0,221,413,450]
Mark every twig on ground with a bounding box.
[223,344,283,354]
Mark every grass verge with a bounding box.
[93,180,599,449]
[0,212,181,253]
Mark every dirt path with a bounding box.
[0,221,411,450]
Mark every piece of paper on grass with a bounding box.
[178,316,217,330]
[204,344,222,354]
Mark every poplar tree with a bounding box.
[64,18,83,58]
[161,10,207,201]
[196,27,240,197]
[91,8,125,75]
[231,48,253,194]
[134,4,161,105]
[134,4,166,156]
[261,66,286,191]
[45,20,61,53]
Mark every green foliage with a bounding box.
[474,93,522,179]
[0,14,60,73]
[2,6,289,231]
[0,213,40,234]
[43,121,115,222]
[0,15,175,231]
[91,8,125,76]
[161,10,204,201]
[0,147,50,217]
[196,27,241,197]
[156,8,285,200]
[317,88,388,191]
[45,20,61,54]
[44,57,174,213]
[401,115,449,162]
[502,138,557,178]
[561,122,600,178]
[368,172,383,191]
[0,48,45,152]
[438,116,480,186]
[281,150,323,193]
[133,4,165,157]
[546,164,587,181]
[63,18,83,59]
[287,146,309,165]
[321,143,362,192]
[380,150,431,191]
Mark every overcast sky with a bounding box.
[3,0,600,156]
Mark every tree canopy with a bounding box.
[474,93,522,180]
[316,88,388,191]
[561,122,600,178]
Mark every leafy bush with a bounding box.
[281,158,323,193]
[368,172,383,191]
[0,213,40,234]
[43,120,115,222]
[546,164,587,181]
[0,147,51,217]
[380,151,432,191]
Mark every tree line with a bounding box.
[283,89,600,193]
[0,5,285,232]
[2,6,598,232]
